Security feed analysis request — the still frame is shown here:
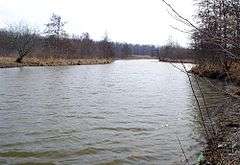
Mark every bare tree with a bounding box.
[122,43,132,58]
[80,32,94,58]
[161,0,240,62]
[98,33,114,59]
[9,24,37,63]
[43,13,68,57]
[0,30,13,56]
[45,13,67,38]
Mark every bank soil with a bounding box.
[191,63,240,164]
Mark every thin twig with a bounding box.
[181,63,211,140]
[160,0,240,60]
[176,135,190,165]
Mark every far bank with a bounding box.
[0,57,113,68]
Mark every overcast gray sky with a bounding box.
[0,0,194,46]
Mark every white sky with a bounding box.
[0,0,195,46]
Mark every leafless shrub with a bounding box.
[8,24,37,63]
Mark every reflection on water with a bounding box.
[0,60,201,164]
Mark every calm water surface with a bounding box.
[0,60,201,164]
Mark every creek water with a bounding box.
[0,60,202,164]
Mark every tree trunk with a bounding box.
[16,56,23,63]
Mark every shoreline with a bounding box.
[190,63,240,164]
[200,84,240,164]
[159,58,195,64]
[191,63,240,87]
[0,56,159,69]
[124,55,158,60]
[0,57,113,69]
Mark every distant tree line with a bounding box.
[113,42,160,58]
[0,13,159,63]
[157,40,193,62]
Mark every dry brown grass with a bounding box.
[191,61,240,86]
[0,56,113,68]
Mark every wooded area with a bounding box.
[0,13,159,64]
[158,41,193,62]
[192,0,240,67]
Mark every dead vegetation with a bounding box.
[191,62,240,87]
[0,57,112,68]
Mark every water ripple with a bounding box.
[0,60,200,164]
[0,147,103,158]
[93,127,151,133]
